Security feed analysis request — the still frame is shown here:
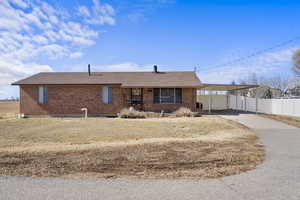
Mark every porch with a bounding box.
[121,87,197,112]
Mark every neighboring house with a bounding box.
[246,86,282,99]
[12,66,202,116]
[286,86,300,98]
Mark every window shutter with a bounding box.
[43,87,48,104]
[108,87,113,104]
[153,88,160,104]
[175,88,182,104]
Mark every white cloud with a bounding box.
[200,47,297,84]
[70,52,83,59]
[32,35,48,44]
[125,0,176,23]
[11,0,28,9]
[78,6,90,17]
[37,44,70,59]
[78,0,116,25]
[49,15,58,24]
[0,58,52,99]
[0,0,116,98]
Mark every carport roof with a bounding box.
[199,83,259,91]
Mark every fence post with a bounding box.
[255,95,258,114]
[235,93,238,111]
[208,91,212,113]
[245,96,247,112]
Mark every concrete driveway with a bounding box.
[1,114,300,200]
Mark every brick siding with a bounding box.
[20,85,123,116]
[20,85,197,116]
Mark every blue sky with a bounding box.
[1,0,300,98]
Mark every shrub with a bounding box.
[173,107,193,117]
[119,108,146,119]
[192,112,202,117]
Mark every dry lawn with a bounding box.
[260,114,300,128]
[0,101,19,119]
[0,117,264,179]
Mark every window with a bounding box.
[153,88,182,104]
[38,86,48,104]
[131,88,142,104]
[102,86,113,104]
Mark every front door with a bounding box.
[131,88,143,109]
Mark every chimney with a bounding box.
[88,64,91,76]
[153,65,158,73]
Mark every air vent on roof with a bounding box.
[153,65,158,73]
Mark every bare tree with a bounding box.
[248,73,259,84]
[239,73,294,98]
[293,49,300,77]
[260,75,291,93]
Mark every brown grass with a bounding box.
[0,117,265,179]
[260,114,300,128]
[0,117,244,148]
[0,101,19,119]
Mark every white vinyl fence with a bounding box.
[198,95,300,117]
[229,95,300,116]
[197,95,228,110]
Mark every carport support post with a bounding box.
[208,91,212,114]
[235,90,238,111]
[255,90,258,114]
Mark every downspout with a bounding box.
[81,108,88,118]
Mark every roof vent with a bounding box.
[153,65,158,73]
[88,64,91,76]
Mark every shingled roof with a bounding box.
[12,72,202,88]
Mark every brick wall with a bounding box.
[20,85,197,116]
[20,85,123,116]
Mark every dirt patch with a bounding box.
[0,135,264,179]
[0,116,265,179]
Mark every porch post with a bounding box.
[208,90,212,113]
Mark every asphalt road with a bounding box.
[1,114,300,200]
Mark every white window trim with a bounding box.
[156,88,181,104]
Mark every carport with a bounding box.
[198,83,259,113]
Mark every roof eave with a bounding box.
[11,83,123,86]
[121,85,203,88]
